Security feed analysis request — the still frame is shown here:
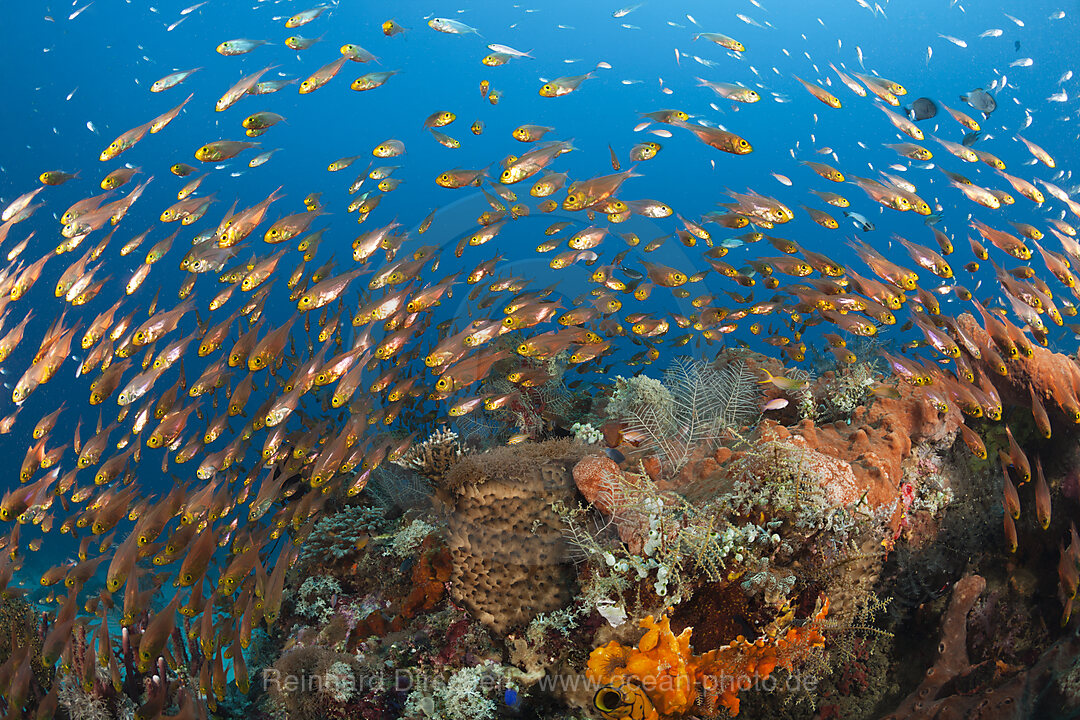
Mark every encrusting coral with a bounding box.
[587,600,829,717]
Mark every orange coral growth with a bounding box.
[401,536,452,619]
[587,599,829,718]
[587,610,696,718]
[572,454,678,554]
[573,454,628,516]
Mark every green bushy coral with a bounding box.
[384,518,437,558]
[298,504,383,566]
[402,662,520,720]
[295,575,342,623]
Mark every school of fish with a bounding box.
[3,1,1080,716]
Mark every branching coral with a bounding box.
[298,504,380,566]
[383,517,437,558]
[321,661,356,703]
[295,575,343,624]
[402,661,520,720]
[55,675,111,720]
[587,600,829,718]
[392,426,463,483]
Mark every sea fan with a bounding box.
[616,358,758,477]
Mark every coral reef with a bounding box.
[267,646,366,720]
[402,661,521,720]
[298,503,380,568]
[171,344,1080,720]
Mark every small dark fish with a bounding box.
[905,97,937,121]
[960,88,996,115]
[924,213,944,226]
[603,447,626,463]
[961,130,983,147]
[1015,40,1021,51]
[843,210,874,232]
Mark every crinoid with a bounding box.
[610,357,758,477]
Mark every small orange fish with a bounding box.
[792,74,841,108]
[1034,457,1052,530]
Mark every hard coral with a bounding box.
[587,600,829,717]
[392,425,463,484]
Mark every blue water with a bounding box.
[1,0,1078,677]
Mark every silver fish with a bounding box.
[843,210,874,232]
[428,17,481,35]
